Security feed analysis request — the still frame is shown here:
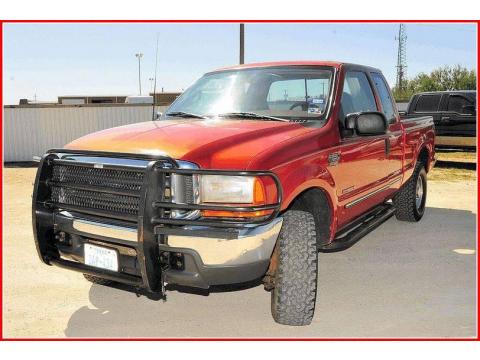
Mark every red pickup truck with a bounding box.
[33,61,435,326]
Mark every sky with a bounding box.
[3,23,477,105]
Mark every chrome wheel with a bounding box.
[415,175,424,210]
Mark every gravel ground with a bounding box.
[2,166,477,338]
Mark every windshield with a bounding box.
[165,66,334,121]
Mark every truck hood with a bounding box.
[65,119,312,169]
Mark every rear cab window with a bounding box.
[371,72,396,123]
[267,77,330,115]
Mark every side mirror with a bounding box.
[156,111,163,120]
[345,112,388,136]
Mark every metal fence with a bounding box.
[3,104,168,162]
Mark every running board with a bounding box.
[319,204,396,253]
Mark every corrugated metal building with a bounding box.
[3,104,168,162]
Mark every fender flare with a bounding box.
[279,167,338,241]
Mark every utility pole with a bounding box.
[135,53,144,95]
[395,24,407,92]
[239,24,245,64]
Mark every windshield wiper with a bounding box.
[165,111,208,119]
[216,112,289,122]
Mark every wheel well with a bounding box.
[286,188,332,247]
[418,147,430,172]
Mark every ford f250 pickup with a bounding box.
[33,61,435,326]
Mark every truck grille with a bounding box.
[52,164,144,192]
[49,162,145,219]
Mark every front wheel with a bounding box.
[393,162,427,222]
[271,210,318,326]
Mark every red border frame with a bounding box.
[0,19,478,341]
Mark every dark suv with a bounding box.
[401,90,476,149]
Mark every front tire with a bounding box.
[393,161,427,222]
[271,210,318,326]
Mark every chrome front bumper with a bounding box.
[69,213,282,266]
[166,217,283,266]
[55,211,283,288]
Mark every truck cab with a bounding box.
[33,61,435,326]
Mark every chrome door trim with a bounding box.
[345,177,401,209]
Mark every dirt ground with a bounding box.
[429,150,476,181]
[2,156,477,338]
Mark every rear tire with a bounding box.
[393,161,427,222]
[271,210,318,326]
[83,274,114,286]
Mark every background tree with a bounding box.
[392,65,476,102]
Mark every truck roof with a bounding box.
[213,61,381,73]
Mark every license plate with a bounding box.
[84,244,118,272]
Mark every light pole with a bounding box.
[149,77,154,93]
[135,53,144,95]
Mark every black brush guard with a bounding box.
[32,149,282,292]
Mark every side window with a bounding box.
[341,71,377,117]
[371,73,396,122]
[447,95,473,114]
[414,94,441,112]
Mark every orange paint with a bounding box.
[65,118,311,170]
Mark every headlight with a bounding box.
[199,175,270,219]
[199,175,258,203]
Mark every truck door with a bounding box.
[328,70,395,228]
[370,72,403,184]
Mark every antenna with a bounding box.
[152,33,159,121]
[239,24,245,64]
[395,24,407,92]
